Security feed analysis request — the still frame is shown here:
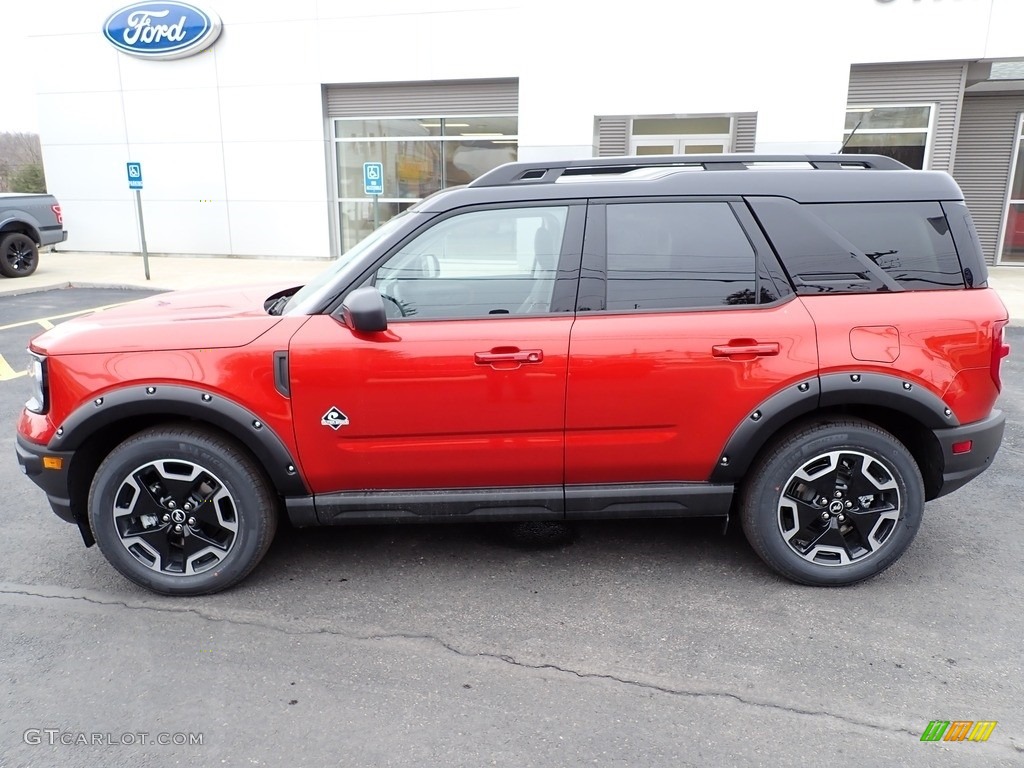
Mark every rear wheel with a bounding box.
[88,425,278,595]
[0,232,39,277]
[740,419,924,586]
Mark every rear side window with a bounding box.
[750,198,964,293]
[605,202,757,310]
[809,202,963,290]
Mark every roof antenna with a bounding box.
[839,108,873,153]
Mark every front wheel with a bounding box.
[88,425,278,595]
[740,419,924,586]
[0,232,39,277]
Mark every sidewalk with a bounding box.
[2,251,1024,324]
[0,251,330,297]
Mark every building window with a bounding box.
[999,113,1024,264]
[842,105,933,169]
[333,116,518,252]
[628,115,733,156]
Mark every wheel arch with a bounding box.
[53,385,307,543]
[0,217,42,244]
[711,373,954,500]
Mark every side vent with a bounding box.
[273,351,290,397]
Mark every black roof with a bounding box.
[415,154,964,212]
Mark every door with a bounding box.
[565,200,817,486]
[632,139,728,156]
[289,204,582,496]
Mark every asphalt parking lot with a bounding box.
[0,287,1022,767]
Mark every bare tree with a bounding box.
[0,132,45,192]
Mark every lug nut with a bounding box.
[845,501,853,509]
[820,511,830,521]
[162,514,170,523]
[838,514,846,522]
[167,500,177,509]
[174,524,183,533]
[834,491,842,498]
[188,517,196,527]
[183,502,192,511]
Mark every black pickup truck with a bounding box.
[0,192,67,277]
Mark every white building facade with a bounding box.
[30,0,1024,264]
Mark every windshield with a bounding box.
[282,212,412,315]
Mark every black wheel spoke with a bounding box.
[776,448,903,567]
[111,459,237,576]
[118,522,177,571]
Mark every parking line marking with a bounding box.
[0,302,130,333]
[0,354,26,381]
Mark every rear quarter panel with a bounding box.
[802,288,1008,424]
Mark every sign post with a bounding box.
[126,162,150,280]
[363,161,384,230]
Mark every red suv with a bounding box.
[16,154,1009,595]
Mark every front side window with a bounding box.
[604,202,757,310]
[372,206,568,319]
[842,105,932,170]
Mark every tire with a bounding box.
[88,425,279,596]
[740,419,924,586]
[0,232,39,277]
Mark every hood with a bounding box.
[31,283,295,356]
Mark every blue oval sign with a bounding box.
[103,2,222,60]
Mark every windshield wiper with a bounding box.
[266,295,290,316]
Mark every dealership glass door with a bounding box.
[629,116,732,157]
[633,139,727,155]
[998,113,1024,264]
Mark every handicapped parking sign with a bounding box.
[127,162,143,190]
[363,162,383,196]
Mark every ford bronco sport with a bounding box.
[15,154,1009,595]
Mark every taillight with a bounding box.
[51,204,62,225]
[991,319,1010,392]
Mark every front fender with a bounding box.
[48,384,308,497]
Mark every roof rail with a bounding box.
[469,153,910,187]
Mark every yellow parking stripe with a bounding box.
[0,354,27,381]
[0,302,129,333]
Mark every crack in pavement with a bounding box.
[0,584,1013,751]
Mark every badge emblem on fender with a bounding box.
[321,407,350,430]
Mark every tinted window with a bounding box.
[750,198,965,293]
[808,202,963,290]
[605,202,756,310]
[372,206,568,319]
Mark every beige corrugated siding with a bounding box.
[953,94,1024,265]
[847,62,967,172]
[325,79,518,117]
[734,112,757,153]
[595,117,629,156]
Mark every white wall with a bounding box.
[30,0,1024,257]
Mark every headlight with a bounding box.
[26,352,48,414]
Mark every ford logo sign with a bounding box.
[103,2,222,60]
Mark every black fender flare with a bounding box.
[708,372,958,484]
[48,384,308,497]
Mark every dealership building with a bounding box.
[30,0,1024,265]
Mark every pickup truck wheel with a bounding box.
[88,426,278,596]
[0,232,39,277]
[740,419,924,586]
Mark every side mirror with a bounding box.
[341,286,388,333]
